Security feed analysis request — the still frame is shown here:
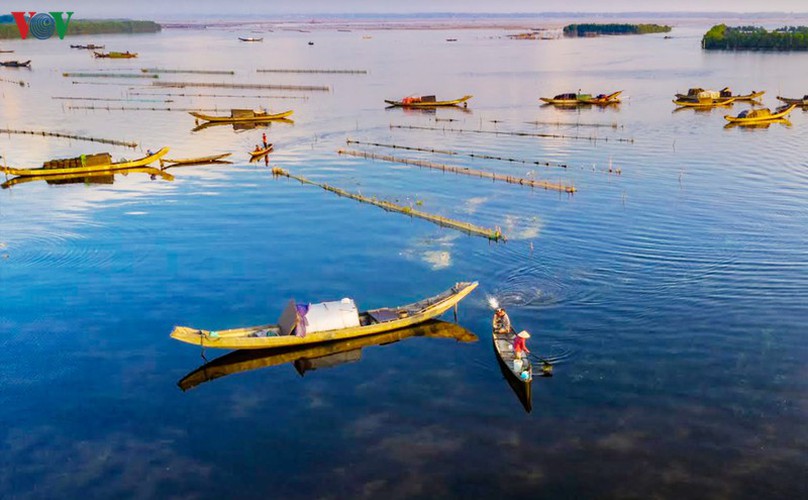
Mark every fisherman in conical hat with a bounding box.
[513,330,531,359]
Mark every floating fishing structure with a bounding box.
[0,128,137,148]
[337,149,576,193]
[0,76,27,87]
[141,68,235,75]
[271,167,504,241]
[391,124,634,143]
[256,69,367,74]
[71,81,149,87]
[66,105,225,113]
[127,91,308,100]
[53,96,171,103]
[345,139,568,168]
[526,120,624,129]
[153,81,329,91]
[62,72,159,79]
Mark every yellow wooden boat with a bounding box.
[249,144,273,159]
[170,281,478,350]
[2,167,173,189]
[160,153,232,168]
[541,91,621,106]
[724,104,796,124]
[0,147,169,177]
[673,97,736,108]
[676,88,764,101]
[94,51,138,59]
[177,319,477,391]
[189,109,294,123]
[776,95,808,106]
[384,95,472,107]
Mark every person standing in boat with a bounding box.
[492,307,511,335]
[262,132,268,148]
[513,330,531,359]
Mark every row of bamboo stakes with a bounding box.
[346,139,568,168]
[141,69,235,75]
[152,81,329,92]
[256,69,367,74]
[128,91,308,100]
[270,167,504,241]
[54,96,171,103]
[0,77,27,87]
[63,73,158,79]
[391,124,635,143]
[526,120,624,129]
[0,128,137,148]
[337,149,576,193]
[66,105,223,112]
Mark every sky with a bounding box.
[11,0,808,18]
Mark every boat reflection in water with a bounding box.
[1,166,173,189]
[177,319,477,391]
[192,118,294,133]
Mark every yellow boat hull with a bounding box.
[0,147,169,177]
[189,110,294,122]
[724,104,796,123]
[170,282,478,350]
[673,97,736,108]
[384,95,472,107]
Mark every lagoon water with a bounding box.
[0,23,806,498]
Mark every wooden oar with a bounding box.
[509,327,553,370]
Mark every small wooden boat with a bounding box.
[673,96,736,108]
[239,37,263,42]
[159,153,232,168]
[384,95,472,107]
[190,109,294,123]
[0,60,31,68]
[93,51,138,59]
[724,104,796,124]
[177,319,477,391]
[493,328,533,413]
[170,282,478,350]
[2,167,173,189]
[777,95,808,106]
[540,91,621,106]
[676,87,764,101]
[0,147,169,177]
[0,50,14,54]
[249,144,273,159]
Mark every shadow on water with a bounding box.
[191,118,295,133]
[1,166,173,190]
[177,319,477,391]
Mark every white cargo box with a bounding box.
[697,90,721,100]
[304,298,360,333]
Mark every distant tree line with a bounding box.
[0,20,160,39]
[563,24,672,37]
[702,24,808,51]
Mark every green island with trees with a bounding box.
[702,24,808,51]
[563,23,672,37]
[0,18,160,39]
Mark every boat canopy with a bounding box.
[554,93,577,100]
[278,297,360,337]
[697,90,721,99]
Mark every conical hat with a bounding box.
[517,330,530,339]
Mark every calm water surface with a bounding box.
[0,25,806,498]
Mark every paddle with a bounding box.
[509,327,553,370]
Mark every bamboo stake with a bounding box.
[153,81,329,91]
[63,72,159,79]
[0,128,137,148]
[271,167,504,241]
[391,124,634,143]
[257,69,367,74]
[345,139,567,168]
[141,68,235,75]
[337,149,576,193]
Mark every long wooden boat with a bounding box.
[0,60,31,67]
[493,328,532,413]
[2,167,173,189]
[170,281,478,350]
[676,88,764,101]
[70,44,104,50]
[93,51,138,59]
[159,153,232,167]
[249,144,273,159]
[190,109,294,123]
[239,37,263,42]
[177,319,477,391]
[541,91,621,106]
[384,95,472,107]
[724,104,796,124]
[776,95,808,106]
[0,147,169,177]
[673,97,736,108]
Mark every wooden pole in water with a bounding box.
[270,167,505,241]
[0,128,137,148]
[391,124,634,143]
[337,148,577,193]
[345,139,568,168]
